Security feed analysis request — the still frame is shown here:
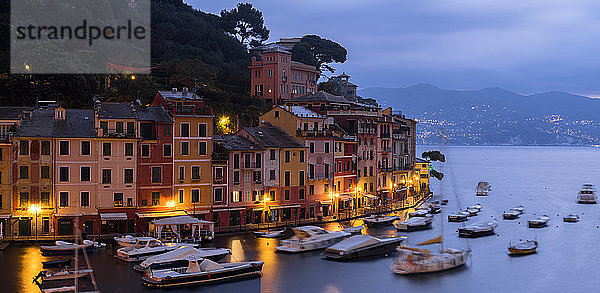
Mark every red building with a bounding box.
[249,45,319,104]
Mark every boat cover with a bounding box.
[199,259,224,271]
[140,246,229,268]
[327,235,381,252]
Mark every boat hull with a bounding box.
[141,263,263,288]
[40,246,94,256]
[563,218,579,223]
[528,222,548,228]
[275,236,348,253]
[40,269,92,281]
[391,250,470,275]
[508,247,537,256]
[503,214,519,220]
[323,240,400,261]
[458,228,495,238]
[363,219,396,227]
[448,216,468,222]
[395,222,432,232]
[132,251,230,272]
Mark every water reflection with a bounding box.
[17,245,42,293]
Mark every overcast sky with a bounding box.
[189,0,600,97]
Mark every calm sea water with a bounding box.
[2,146,600,293]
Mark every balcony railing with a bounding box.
[296,129,336,137]
[240,163,261,169]
[328,110,379,117]
[97,128,136,138]
[308,172,334,180]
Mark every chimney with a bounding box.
[182,87,189,95]
[171,87,177,93]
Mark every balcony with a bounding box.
[378,167,394,173]
[380,147,392,153]
[308,172,334,180]
[296,129,335,137]
[328,110,379,117]
[241,163,261,169]
[97,128,136,139]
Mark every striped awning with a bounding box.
[100,212,128,220]
[136,210,187,219]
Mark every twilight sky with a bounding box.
[189,0,600,97]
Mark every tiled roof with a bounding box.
[285,91,352,104]
[158,90,201,101]
[95,102,136,119]
[14,109,95,138]
[286,106,325,118]
[214,135,264,151]
[0,106,29,120]
[243,123,305,148]
[137,106,173,123]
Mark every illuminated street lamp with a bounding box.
[29,204,41,241]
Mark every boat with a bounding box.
[253,227,295,239]
[343,225,364,235]
[428,205,442,214]
[508,240,538,256]
[323,235,405,260]
[391,236,470,274]
[142,257,263,288]
[528,215,550,228]
[441,199,448,205]
[275,226,351,253]
[467,204,482,210]
[511,205,525,213]
[363,215,399,227]
[395,216,433,231]
[502,210,521,219]
[133,246,231,272]
[458,220,498,238]
[577,184,597,204]
[431,201,440,205]
[114,236,160,248]
[465,208,479,217]
[116,238,197,262]
[40,240,105,255]
[42,258,71,269]
[408,209,430,218]
[34,268,93,282]
[448,212,468,222]
[476,181,491,196]
[563,214,580,222]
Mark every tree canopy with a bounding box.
[220,3,270,50]
[422,151,446,162]
[291,35,347,77]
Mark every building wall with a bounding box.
[96,138,138,209]
[137,122,174,211]
[0,143,11,214]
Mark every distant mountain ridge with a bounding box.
[361,84,600,145]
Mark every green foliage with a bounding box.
[430,169,444,180]
[422,151,446,162]
[291,35,347,77]
[220,3,269,50]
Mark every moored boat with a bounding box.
[343,225,364,235]
[34,268,93,282]
[275,226,350,253]
[429,205,442,214]
[40,240,105,255]
[116,238,197,262]
[528,215,550,228]
[253,227,295,239]
[465,208,479,217]
[395,216,433,231]
[577,184,597,204]
[508,240,538,256]
[476,181,491,196]
[467,204,482,210]
[323,235,405,260]
[441,199,448,205]
[563,214,580,222]
[141,257,264,288]
[41,258,71,269]
[391,236,470,275]
[503,210,521,219]
[408,209,430,218]
[458,220,498,238]
[133,246,231,272]
[448,212,468,222]
[363,215,399,227]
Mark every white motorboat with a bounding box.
[116,238,197,262]
[395,216,433,232]
[114,236,157,248]
[142,257,264,288]
[408,209,430,218]
[40,240,105,255]
[458,220,498,238]
[34,268,93,282]
[503,206,524,219]
[343,225,364,235]
[511,205,525,213]
[563,214,580,222]
[448,212,468,222]
[253,227,295,239]
[133,246,231,272]
[391,239,470,274]
[275,226,350,253]
[323,235,405,260]
[464,209,478,217]
[577,184,597,204]
[363,215,399,227]
[467,204,482,210]
[528,215,550,228]
[476,181,491,196]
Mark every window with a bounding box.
[41,141,50,155]
[181,123,190,137]
[80,166,90,182]
[255,153,262,168]
[299,151,304,162]
[269,170,276,180]
[309,142,314,153]
[127,122,135,135]
[59,141,69,155]
[244,154,251,168]
[325,142,330,153]
[309,185,314,195]
[59,192,68,207]
[253,171,261,182]
[96,141,109,156]
[41,192,50,207]
[20,141,29,155]
[299,171,305,186]
[100,121,108,133]
[125,143,134,156]
[284,171,290,186]
[191,189,199,203]
[198,123,207,137]
[152,192,160,206]
[215,167,224,180]
[284,190,290,201]
[324,164,330,178]
[19,166,28,179]
[252,190,260,202]
[269,190,276,201]
[214,188,223,202]
[124,169,134,183]
[233,171,240,183]
[198,142,207,155]
[178,190,184,203]
[81,192,89,207]
[19,192,29,207]
[192,166,200,180]
[299,188,305,200]
[369,183,373,192]
[163,125,172,136]
[324,184,329,193]
[127,198,133,207]
[179,166,185,180]
[59,167,69,182]
[141,123,153,139]
[274,110,279,118]
[231,191,240,203]
[102,169,111,184]
[81,141,90,156]
[369,167,373,176]
[181,142,189,155]
[141,144,150,157]
[233,154,239,169]
[116,122,124,133]
[41,166,50,179]
[113,193,123,207]
[151,167,161,183]
[270,149,276,160]
[309,164,314,179]
[163,144,172,157]
[285,151,290,163]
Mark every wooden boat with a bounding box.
[34,268,93,282]
[116,238,197,262]
[528,215,550,228]
[342,225,364,235]
[275,226,350,253]
[42,258,71,269]
[431,201,440,205]
[363,215,399,227]
[508,240,538,256]
[476,181,491,196]
[323,235,405,260]
[253,227,295,239]
[448,212,468,222]
[391,239,470,274]
[408,209,430,218]
[441,199,448,205]
[458,220,498,238]
[563,214,580,223]
[133,246,231,272]
[395,216,433,231]
[114,235,159,248]
[577,184,597,204]
[503,210,521,219]
[40,240,105,255]
[141,257,264,288]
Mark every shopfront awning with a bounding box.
[252,207,264,211]
[339,195,353,201]
[319,200,333,205]
[136,211,187,219]
[55,212,84,217]
[212,207,246,212]
[100,212,128,220]
[186,210,209,215]
[363,194,378,199]
[269,205,301,209]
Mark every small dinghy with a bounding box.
[133,246,231,272]
[467,204,482,210]
[41,258,71,269]
[116,238,197,262]
[508,240,538,256]
[463,209,479,217]
[476,181,491,196]
[448,212,468,222]
[40,240,105,255]
[34,268,93,282]
[408,209,430,218]
[395,216,433,232]
[511,205,525,213]
[323,235,405,261]
[363,215,399,227]
[458,220,498,238]
[428,205,442,214]
[275,226,350,253]
[343,225,364,235]
[431,201,440,205]
[253,227,295,239]
[114,235,158,248]
[142,257,264,288]
[503,210,521,219]
[563,214,580,223]
[441,199,449,205]
[528,215,550,228]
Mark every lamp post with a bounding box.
[29,204,40,241]
[334,193,339,219]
